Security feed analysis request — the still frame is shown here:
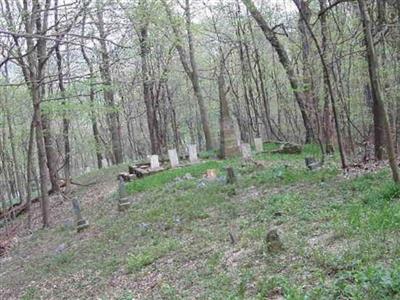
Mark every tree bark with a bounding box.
[242,0,314,144]
[95,2,124,164]
[358,0,399,182]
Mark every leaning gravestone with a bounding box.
[150,155,160,170]
[72,198,89,232]
[168,149,180,167]
[118,175,131,211]
[241,143,252,159]
[254,138,263,153]
[188,144,199,163]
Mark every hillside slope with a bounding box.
[1,145,400,299]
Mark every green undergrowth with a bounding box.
[126,160,223,193]
[2,143,400,299]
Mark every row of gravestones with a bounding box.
[240,137,264,159]
[73,139,264,232]
[151,144,199,170]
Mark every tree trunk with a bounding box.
[95,2,124,164]
[319,0,335,154]
[219,57,240,159]
[138,2,161,155]
[242,0,314,144]
[358,0,399,183]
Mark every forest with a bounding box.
[0,0,400,299]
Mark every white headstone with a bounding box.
[150,155,160,170]
[168,149,180,167]
[254,138,263,153]
[101,158,108,167]
[188,144,198,163]
[241,143,252,159]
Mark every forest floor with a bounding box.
[1,144,400,299]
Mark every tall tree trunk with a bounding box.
[138,1,161,155]
[54,0,71,180]
[184,0,214,150]
[219,56,240,159]
[162,0,214,150]
[297,0,316,143]
[95,2,124,164]
[26,120,35,229]
[319,0,335,154]
[358,0,399,183]
[292,0,347,168]
[80,15,103,169]
[42,115,60,193]
[242,0,314,144]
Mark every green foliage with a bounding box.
[312,263,400,299]
[126,238,179,273]
[4,145,400,299]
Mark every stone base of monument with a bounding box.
[77,219,90,232]
[118,197,131,211]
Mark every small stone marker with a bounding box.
[265,228,284,253]
[150,155,160,170]
[168,149,180,167]
[254,138,263,153]
[305,157,322,170]
[226,167,236,184]
[241,143,252,159]
[188,144,199,163]
[72,198,89,232]
[118,175,131,211]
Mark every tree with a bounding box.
[358,0,400,183]
[242,0,315,144]
[162,0,214,151]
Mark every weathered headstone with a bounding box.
[168,149,180,167]
[188,144,199,163]
[72,198,89,232]
[118,175,131,211]
[101,158,108,167]
[150,155,160,170]
[305,157,322,170]
[226,167,236,184]
[241,143,252,159]
[254,138,263,153]
[265,228,284,253]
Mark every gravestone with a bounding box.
[72,198,89,232]
[241,143,252,159]
[118,175,131,211]
[101,158,108,167]
[168,149,180,167]
[188,144,199,163]
[226,167,236,184]
[254,138,263,153]
[150,155,160,170]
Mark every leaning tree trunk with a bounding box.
[242,0,314,144]
[162,0,214,151]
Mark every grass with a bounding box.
[126,160,223,193]
[1,142,400,299]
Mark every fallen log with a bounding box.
[0,180,68,222]
[271,142,302,154]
